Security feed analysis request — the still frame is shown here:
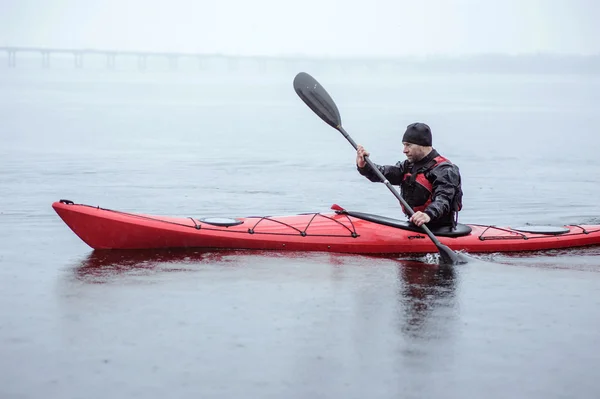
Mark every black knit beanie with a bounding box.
[402,122,432,146]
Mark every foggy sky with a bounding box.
[0,0,598,57]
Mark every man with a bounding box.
[356,122,463,228]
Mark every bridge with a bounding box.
[2,46,595,74]
[0,46,271,70]
[0,46,377,72]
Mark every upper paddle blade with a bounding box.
[293,72,341,129]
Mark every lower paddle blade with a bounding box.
[293,72,341,129]
[437,243,465,265]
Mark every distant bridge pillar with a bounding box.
[74,52,83,68]
[8,50,16,67]
[138,55,147,70]
[42,51,50,68]
[107,53,116,70]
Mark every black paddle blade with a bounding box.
[437,243,466,265]
[293,72,341,129]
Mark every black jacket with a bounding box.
[357,149,463,227]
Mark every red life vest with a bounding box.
[400,155,462,216]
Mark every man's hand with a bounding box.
[356,145,369,168]
[410,211,431,227]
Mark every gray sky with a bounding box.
[0,0,598,57]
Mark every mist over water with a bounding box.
[2,51,600,399]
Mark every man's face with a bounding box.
[403,142,425,163]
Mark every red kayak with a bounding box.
[52,199,600,255]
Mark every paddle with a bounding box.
[293,71,465,265]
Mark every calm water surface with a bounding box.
[1,62,600,398]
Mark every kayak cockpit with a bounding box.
[336,209,472,237]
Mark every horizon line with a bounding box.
[1,45,599,60]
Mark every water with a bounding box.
[1,60,600,399]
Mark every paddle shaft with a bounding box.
[338,125,445,247]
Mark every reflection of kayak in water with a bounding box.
[72,249,458,344]
[53,200,600,254]
[72,248,239,282]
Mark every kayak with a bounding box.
[52,199,600,255]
